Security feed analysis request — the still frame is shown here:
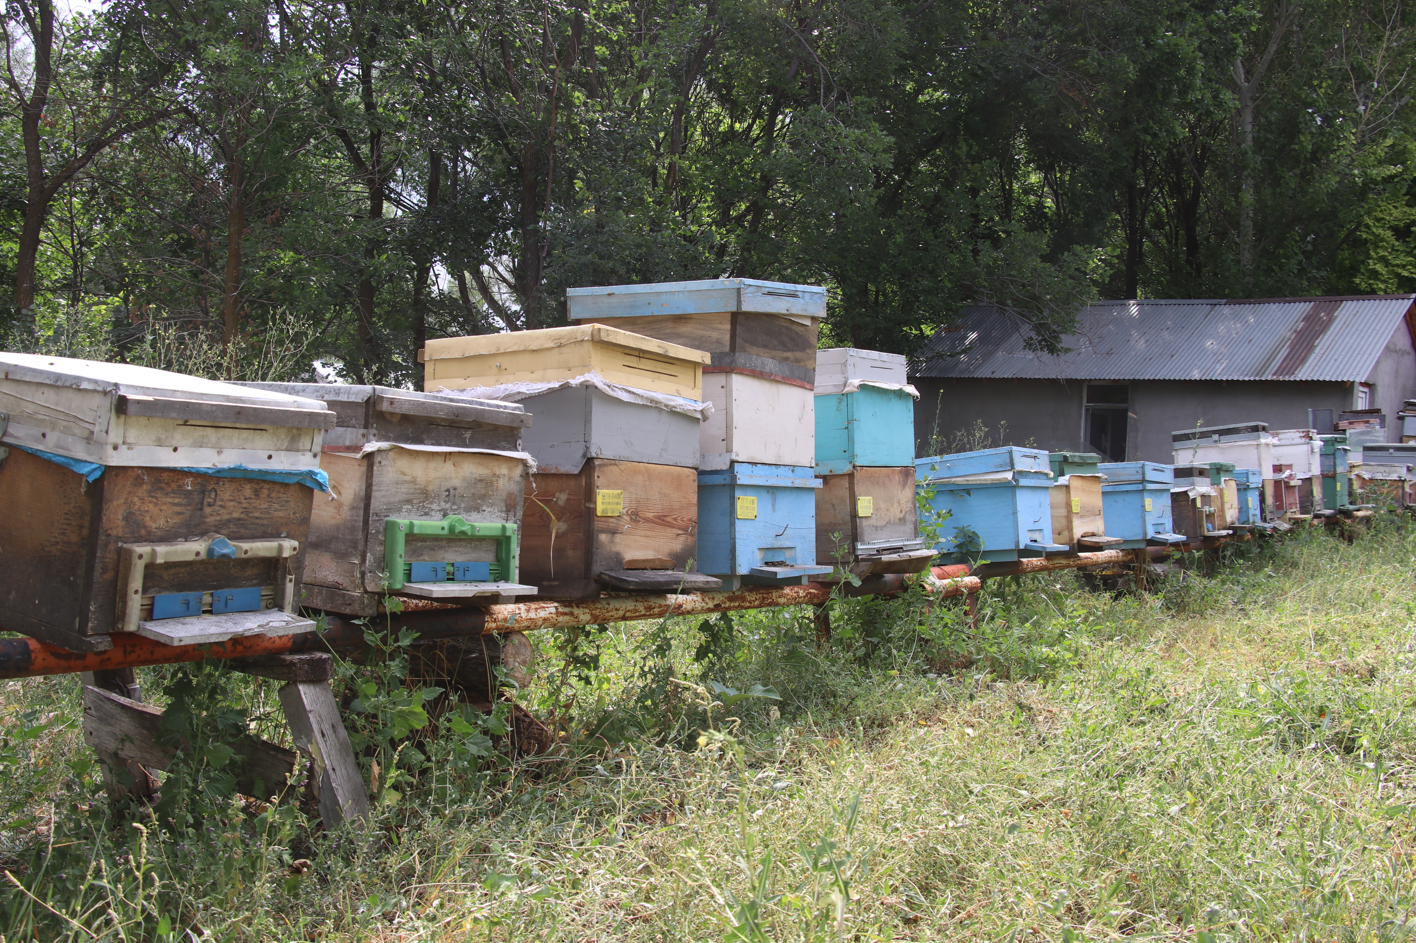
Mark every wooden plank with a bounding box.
[278,680,369,828]
[372,393,532,429]
[590,461,699,574]
[117,394,335,430]
[522,470,592,594]
[82,669,158,801]
[815,473,855,564]
[596,570,722,591]
[134,608,313,646]
[852,466,919,548]
[305,450,372,593]
[299,582,377,617]
[731,311,819,371]
[574,312,731,358]
[82,684,298,799]
[228,652,334,682]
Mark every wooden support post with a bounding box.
[81,668,159,802]
[813,603,831,647]
[277,680,370,829]
[1132,548,1149,593]
[81,685,298,799]
[965,591,979,630]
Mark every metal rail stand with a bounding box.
[80,652,369,830]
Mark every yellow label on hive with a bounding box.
[1070,497,1081,513]
[1144,498,1153,512]
[736,496,758,520]
[856,496,873,517]
[596,490,624,516]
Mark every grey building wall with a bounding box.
[913,376,1354,462]
[913,379,1086,457]
[1367,323,1416,427]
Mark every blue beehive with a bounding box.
[915,447,1066,563]
[814,385,916,475]
[697,464,833,588]
[1098,462,1187,548]
[1232,468,1264,525]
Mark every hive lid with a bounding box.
[916,446,1052,479]
[420,324,710,365]
[1098,461,1174,485]
[567,279,827,321]
[1171,422,1270,443]
[237,383,532,429]
[0,353,332,421]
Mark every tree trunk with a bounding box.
[412,150,441,388]
[1235,64,1255,290]
[14,0,56,328]
[222,153,247,351]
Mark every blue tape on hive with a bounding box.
[152,592,204,620]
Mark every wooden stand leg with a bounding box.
[1132,548,1149,593]
[81,668,159,802]
[965,591,979,630]
[813,603,831,647]
[278,680,370,829]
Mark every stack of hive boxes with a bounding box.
[1400,401,1416,443]
[1169,464,1231,538]
[1353,442,1416,506]
[813,349,933,577]
[238,383,540,615]
[567,279,833,588]
[421,324,721,599]
[0,353,336,652]
[1318,434,1354,512]
[1270,429,1323,517]
[1171,423,1272,522]
[1046,452,1121,551]
[915,447,1067,563]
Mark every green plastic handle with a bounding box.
[383,515,518,590]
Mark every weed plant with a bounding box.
[1,521,1415,940]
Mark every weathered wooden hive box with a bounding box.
[1170,465,1227,538]
[0,354,335,651]
[1171,423,1275,481]
[1355,444,1416,505]
[1045,453,1118,550]
[697,464,831,588]
[1268,464,1305,519]
[814,467,930,576]
[1097,462,1186,548]
[567,279,824,470]
[1318,435,1352,509]
[522,459,720,599]
[420,324,708,400]
[814,351,915,475]
[450,377,708,475]
[239,384,537,616]
[1232,467,1265,525]
[1200,462,1240,529]
[1271,429,1323,515]
[915,448,1066,563]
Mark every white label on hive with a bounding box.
[1144,498,1153,512]
[856,496,873,517]
[736,496,758,520]
[596,490,624,516]
[1070,497,1081,513]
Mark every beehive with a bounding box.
[522,460,720,599]
[915,448,1066,563]
[240,384,538,616]
[1097,462,1187,548]
[701,371,815,470]
[1318,435,1352,509]
[567,278,826,387]
[697,464,832,588]
[1232,468,1265,525]
[814,466,930,576]
[1271,429,1322,515]
[0,354,334,651]
[814,383,916,475]
[814,348,907,395]
[1171,423,1275,481]
[1170,465,1227,538]
[1048,475,1120,549]
[420,324,709,400]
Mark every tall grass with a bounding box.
[2,522,1415,940]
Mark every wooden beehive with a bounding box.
[241,384,538,616]
[815,466,930,576]
[0,355,335,651]
[915,448,1066,563]
[1264,465,1305,520]
[1098,462,1186,548]
[521,459,720,599]
[814,384,916,475]
[697,464,832,588]
[701,371,815,470]
[1048,475,1120,549]
[1170,466,1227,538]
[815,348,907,395]
[420,324,709,400]
[567,279,826,388]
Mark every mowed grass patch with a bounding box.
[0,521,1413,941]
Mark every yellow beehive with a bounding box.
[420,325,709,400]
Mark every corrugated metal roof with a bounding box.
[911,296,1416,382]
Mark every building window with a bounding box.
[1085,383,1129,461]
[1357,383,1372,409]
